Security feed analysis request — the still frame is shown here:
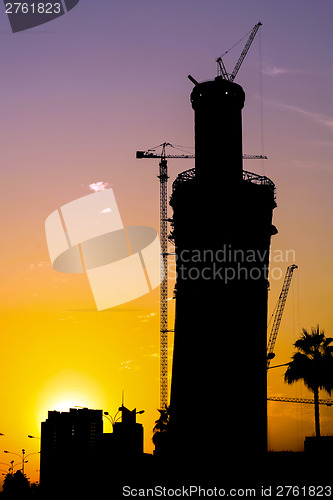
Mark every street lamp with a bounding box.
[4,450,25,473]
[0,461,15,474]
[4,450,40,476]
[27,435,41,485]
[103,407,145,427]
[103,410,122,427]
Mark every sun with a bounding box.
[36,370,106,426]
[48,398,89,413]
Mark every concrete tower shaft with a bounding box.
[167,77,277,467]
[191,77,245,188]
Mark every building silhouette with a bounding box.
[40,407,103,490]
[168,76,277,464]
[111,406,144,457]
[40,406,145,494]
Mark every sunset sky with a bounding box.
[1,0,333,487]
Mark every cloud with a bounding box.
[263,65,294,77]
[137,312,158,323]
[89,181,110,192]
[307,140,333,147]
[281,159,332,173]
[281,103,333,131]
[139,345,159,358]
[262,65,310,77]
[28,261,50,270]
[267,98,333,132]
[119,360,133,370]
[119,360,139,371]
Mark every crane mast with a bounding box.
[267,264,298,368]
[137,143,193,409]
[158,145,169,410]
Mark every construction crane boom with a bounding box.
[137,151,267,161]
[230,22,262,82]
[267,264,298,368]
[137,152,193,160]
[268,396,333,407]
[244,154,267,160]
[217,22,262,81]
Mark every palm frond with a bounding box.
[285,326,333,395]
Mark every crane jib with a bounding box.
[216,21,262,81]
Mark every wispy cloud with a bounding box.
[89,181,110,192]
[281,103,333,131]
[139,345,159,359]
[137,312,158,323]
[267,98,333,132]
[262,65,309,77]
[281,159,332,173]
[308,140,333,147]
[28,261,50,270]
[119,360,134,371]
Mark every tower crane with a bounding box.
[266,265,333,409]
[136,143,192,410]
[216,21,262,81]
[267,264,298,368]
[137,142,268,409]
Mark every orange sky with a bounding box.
[1,0,333,488]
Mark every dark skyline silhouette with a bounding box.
[36,405,150,496]
[1,4,333,481]
[1,398,332,497]
[1,6,333,492]
[1,68,333,494]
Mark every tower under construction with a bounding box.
[168,76,277,463]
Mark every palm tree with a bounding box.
[284,325,333,438]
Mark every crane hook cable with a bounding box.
[217,27,253,59]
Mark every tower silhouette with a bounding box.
[169,76,277,464]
